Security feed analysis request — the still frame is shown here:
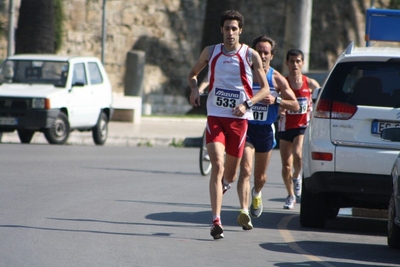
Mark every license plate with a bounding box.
[0,117,18,125]
[371,120,400,134]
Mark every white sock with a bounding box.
[241,209,249,214]
[252,187,261,197]
[223,178,230,186]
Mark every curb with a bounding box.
[0,117,206,147]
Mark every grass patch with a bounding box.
[137,140,153,147]
[169,138,184,147]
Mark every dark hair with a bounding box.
[251,35,277,55]
[286,49,304,61]
[220,10,244,28]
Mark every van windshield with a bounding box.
[0,59,69,87]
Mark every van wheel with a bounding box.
[44,112,70,145]
[92,112,108,145]
[300,177,327,228]
[17,129,35,143]
[388,194,400,249]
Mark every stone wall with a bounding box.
[0,0,394,114]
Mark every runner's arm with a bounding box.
[275,72,299,111]
[307,77,321,92]
[250,50,270,104]
[233,49,270,114]
[188,47,209,107]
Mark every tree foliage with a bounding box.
[54,0,65,52]
[389,0,400,8]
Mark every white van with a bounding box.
[0,54,113,145]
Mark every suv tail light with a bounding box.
[314,99,357,120]
[312,152,333,161]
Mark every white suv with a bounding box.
[301,42,400,228]
[0,55,113,145]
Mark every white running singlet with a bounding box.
[206,43,254,120]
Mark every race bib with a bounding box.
[213,88,240,108]
[288,97,308,114]
[251,104,268,121]
[250,88,276,121]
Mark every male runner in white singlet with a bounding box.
[188,10,270,239]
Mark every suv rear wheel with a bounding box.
[326,206,340,219]
[300,177,327,228]
[44,112,70,145]
[92,111,108,145]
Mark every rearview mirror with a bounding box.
[381,127,400,142]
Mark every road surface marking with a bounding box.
[278,215,335,267]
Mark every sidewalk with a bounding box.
[1,117,207,147]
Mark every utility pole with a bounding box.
[101,0,106,64]
[282,0,313,74]
[7,0,15,57]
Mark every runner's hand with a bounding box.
[190,89,200,107]
[232,104,247,117]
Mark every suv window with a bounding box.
[88,62,103,85]
[321,62,400,108]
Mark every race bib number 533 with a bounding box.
[213,88,240,108]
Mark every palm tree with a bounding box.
[200,0,243,48]
[15,0,55,54]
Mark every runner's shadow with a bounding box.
[146,209,296,230]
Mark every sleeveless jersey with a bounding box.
[279,75,312,131]
[206,43,254,120]
[249,67,279,125]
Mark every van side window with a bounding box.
[72,63,87,85]
[88,62,103,85]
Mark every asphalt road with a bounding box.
[0,144,398,267]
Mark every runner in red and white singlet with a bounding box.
[278,75,312,131]
[278,49,320,210]
[187,10,270,239]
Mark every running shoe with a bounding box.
[250,188,263,218]
[237,210,253,230]
[210,218,224,239]
[283,195,296,210]
[293,178,302,198]
[222,180,231,194]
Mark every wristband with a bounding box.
[244,100,253,109]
